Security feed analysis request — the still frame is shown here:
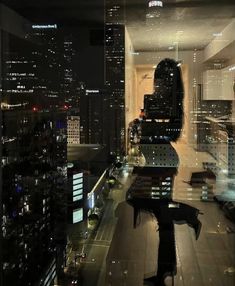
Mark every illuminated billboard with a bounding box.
[32,24,57,29]
[73,173,83,202]
[73,173,82,180]
[73,208,83,224]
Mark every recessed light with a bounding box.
[213,32,222,37]
[148,1,163,8]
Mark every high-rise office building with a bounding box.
[105,0,126,156]
[26,24,76,106]
[105,24,125,156]
[2,108,67,286]
[63,35,76,101]
[105,0,125,24]
[1,25,68,286]
[79,89,107,145]
[67,116,80,145]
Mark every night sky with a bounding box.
[2,0,105,25]
[2,0,106,87]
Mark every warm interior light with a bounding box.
[148,1,163,8]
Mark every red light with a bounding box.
[32,107,38,112]
[64,105,69,110]
[140,110,145,118]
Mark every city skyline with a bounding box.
[1,1,235,286]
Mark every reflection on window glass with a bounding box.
[1,1,235,286]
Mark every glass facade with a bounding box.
[1,1,235,286]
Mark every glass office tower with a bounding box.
[1,16,68,286]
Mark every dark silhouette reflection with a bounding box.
[127,59,202,285]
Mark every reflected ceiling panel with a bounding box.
[125,0,235,51]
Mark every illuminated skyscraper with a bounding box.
[27,24,76,106]
[105,0,125,24]
[1,25,68,286]
[105,0,125,156]
[79,89,107,145]
[67,116,80,145]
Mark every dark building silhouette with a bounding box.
[79,89,108,145]
[1,27,68,286]
[105,19,125,156]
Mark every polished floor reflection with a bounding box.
[103,140,235,286]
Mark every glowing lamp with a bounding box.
[148,0,163,8]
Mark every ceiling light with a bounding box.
[148,1,163,8]
[146,0,163,19]
[213,32,222,37]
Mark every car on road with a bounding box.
[75,253,86,259]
